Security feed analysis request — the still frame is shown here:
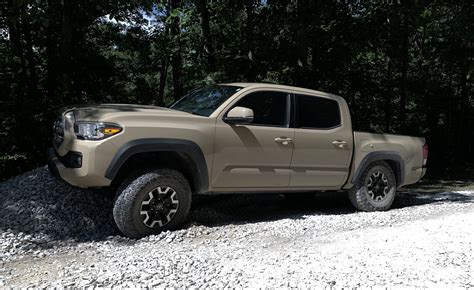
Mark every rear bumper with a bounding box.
[421,167,427,179]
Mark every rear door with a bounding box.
[289,93,353,189]
[211,90,294,188]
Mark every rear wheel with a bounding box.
[113,169,192,238]
[348,161,396,211]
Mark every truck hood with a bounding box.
[68,104,191,121]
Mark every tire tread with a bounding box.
[113,169,191,238]
[348,161,396,212]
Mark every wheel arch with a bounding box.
[105,138,209,193]
[352,151,404,187]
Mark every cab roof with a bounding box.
[220,82,342,100]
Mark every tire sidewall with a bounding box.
[361,163,396,210]
[114,170,191,238]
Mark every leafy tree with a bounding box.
[0,0,472,179]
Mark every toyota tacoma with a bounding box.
[48,83,428,238]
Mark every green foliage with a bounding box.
[0,0,472,180]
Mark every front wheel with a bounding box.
[348,161,397,211]
[113,169,192,238]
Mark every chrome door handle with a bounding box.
[332,140,347,148]
[275,137,293,145]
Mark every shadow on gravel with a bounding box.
[189,181,474,227]
[190,191,355,227]
[394,180,474,209]
[0,167,473,243]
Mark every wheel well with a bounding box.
[111,151,198,193]
[352,152,405,188]
[382,159,402,186]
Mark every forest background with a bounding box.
[0,0,472,180]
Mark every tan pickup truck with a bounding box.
[48,83,428,238]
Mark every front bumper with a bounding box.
[47,148,68,184]
[47,142,115,188]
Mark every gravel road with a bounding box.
[1,167,473,287]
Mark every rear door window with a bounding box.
[296,94,341,129]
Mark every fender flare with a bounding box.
[351,151,405,186]
[105,138,209,193]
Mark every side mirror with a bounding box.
[224,106,254,124]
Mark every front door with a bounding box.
[212,90,294,188]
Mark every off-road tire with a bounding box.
[348,161,396,211]
[113,169,192,238]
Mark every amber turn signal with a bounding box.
[104,127,122,134]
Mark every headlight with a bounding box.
[75,122,122,140]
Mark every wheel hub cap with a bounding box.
[140,186,179,228]
[366,171,389,202]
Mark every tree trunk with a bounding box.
[21,8,38,101]
[309,0,321,89]
[6,3,26,90]
[385,56,393,133]
[157,58,168,106]
[60,0,74,102]
[455,62,470,162]
[46,0,61,104]
[170,0,183,101]
[196,0,216,72]
[244,0,256,82]
[399,17,409,132]
[6,2,30,153]
[294,0,316,87]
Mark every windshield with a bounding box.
[169,85,242,117]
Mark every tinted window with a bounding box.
[170,85,242,117]
[233,91,288,126]
[297,94,341,129]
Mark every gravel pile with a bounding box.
[0,167,117,261]
[1,167,473,287]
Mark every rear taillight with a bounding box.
[422,143,428,166]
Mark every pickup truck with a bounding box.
[48,83,428,238]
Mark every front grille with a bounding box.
[52,115,65,147]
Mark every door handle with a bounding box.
[275,137,293,145]
[332,140,347,148]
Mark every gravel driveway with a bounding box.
[1,167,473,287]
